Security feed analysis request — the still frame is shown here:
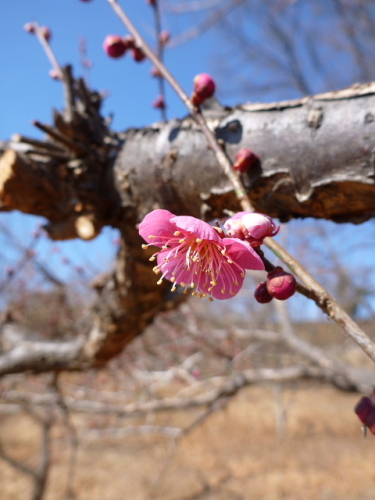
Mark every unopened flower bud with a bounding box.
[40,26,52,41]
[24,23,36,34]
[124,35,135,49]
[132,46,146,62]
[49,68,62,80]
[266,267,296,301]
[224,212,279,246]
[159,30,171,45]
[153,95,166,109]
[103,35,128,58]
[254,282,273,304]
[240,213,279,246]
[147,0,157,5]
[80,0,93,2]
[355,395,375,434]
[150,65,162,77]
[191,73,216,106]
[233,148,259,173]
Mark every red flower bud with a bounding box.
[233,148,259,173]
[124,35,135,49]
[159,30,171,45]
[49,68,62,80]
[152,95,166,109]
[80,0,93,2]
[266,267,296,301]
[254,282,273,304]
[40,26,52,41]
[24,23,36,34]
[132,46,146,62]
[191,73,216,106]
[103,35,128,58]
[355,396,375,434]
[147,0,157,5]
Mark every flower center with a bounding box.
[143,232,245,300]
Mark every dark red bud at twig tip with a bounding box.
[49,69,62,80]
[147,0,157,6]
[159,30,171,45]
[24,23,36,34]
[266,267,296,301]
[254,282,273,304]
[40,26,52,41]
[80,0,93,2]
[152,95,166,109]
[132,47,146,62]
[355,396,375,434]
[233,148,259,173]
[191,73,216,106]
[124,35,135,49]
[103,35,128,58]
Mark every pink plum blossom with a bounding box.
[224,212,279,247]
[139,209,264,300]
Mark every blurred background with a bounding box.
[1,1,375,499]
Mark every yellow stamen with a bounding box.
[149,256,156,261]
[157,278,163,285]
[149,235,155,239]
[196,238,202,243]
[142,244,149,249]
[174,231,181,236]
[209,297,214,302]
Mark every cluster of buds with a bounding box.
[24,23,52,41]
[355,393,375,434]
[233,148,259,173]
[191,73,216,106]
[255,267,297,303]
[103,34,145,62]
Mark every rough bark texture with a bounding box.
[1,70,375,374]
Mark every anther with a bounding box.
[174,231,181,236]
[180,282,186,287]
[157,278,163,285]
[196,238,202,243]
[149,256,156,261]
[142,244,149,249]
[191,283,195,288]
[209,297,214,302]
[149,235,155,239]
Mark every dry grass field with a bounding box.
[1,383,375,500]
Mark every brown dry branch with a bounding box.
[0,405,53,500]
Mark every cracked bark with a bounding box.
[1,70,375,375]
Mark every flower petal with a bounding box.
[138,209,177,246]
[223,238,264,271]
[171,216,221,242]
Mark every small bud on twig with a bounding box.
[103,34,128,58]
[132,46,146,62]
[254,282,273,304]
[24,23,36,34]
[191,73,216,106]
[266,267,296,301]
[152,95,166,109]
[233,148,259,173]
[159,30,171,46]
[40,26,52,41]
